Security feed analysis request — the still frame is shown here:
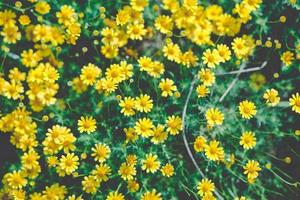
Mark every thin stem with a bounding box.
[216,61,267,76]
[181,73,224,200]
[219,62,247,102]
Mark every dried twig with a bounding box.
[182,75,203,176]
[7,52,20,60]
[219,62,247,102]
[216,61,267,76]
[181,75,224,200]
[218,61,267,102]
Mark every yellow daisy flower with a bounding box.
[135,94,153,113]
[77,116,97,134]
[91,143,111,162]
[205,140,224,161]
[263,89,280,106]
[205,108,224,126]
[240,131,256,149]
[141,153,160,173]
[197,178,215,197]
[289,92,300,114]
[239,100,257,119]
[159,78,177,97]
[165,115,182,135]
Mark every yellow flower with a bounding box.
[205,140,224,161]
[6,171,27,189]
[280,51,294,66]
[202,193,217,200]
[59,153,79,175]
[162,0,180,12]
[106,191,125,200]
[35,2,51,15]
[118,162,136,181]
[80,63,101,86]
[98,77,118,93]
[0,23,21,44]
[11,189,26,199]
[4,81,24,100]
[130,0,149,11]
[250,73,266,91]
[243,160,261,181]
[234,196,247,200]
[120,60,133,80]
[240,131,256,149]
[101,45,119,59]
[116,9,130,26]
[0,10,16,26]
[67,195,83,200]
[216,44,231,62]
[138,56,154,72]
[194,136,207,152]
[202,49,221,68]
[159,78,177,97]
[42,183,67,199]
[21,49,41,68]
[196,84,210,98]
[205,108,224,126]
[126,154,138,166]
[91,163,111,182]
[149,61,165,77]
[33,24,51,42]
[243,0,262,11]
[263,89,280,106]
[119,97,136,116]
[30,192,43,199]
[127,180,140,192]
[72,77,88,93]
[134,118,154,137]
[289,92,300,114]
[91,143,111,162]
[163,41,182,63]
[127,23,146,40]
[239,100,257,119]
[197,178,215,197]
[141,153,161,173]
[47,156,58,167]
[231,37,249,58]
[77,116,97,134]
[105,64,125,83]
[192,30,211,46]
[124,127,139,143]
[82,175,100,194]
[161,163,174,177]
[141,189,162,200]
[19,15,31,25]
[0,77,8,94]
[155,15,173,34]
[151,124,168,144]
[198,69,215,87]
[233,3,251,23]
[166,115,182,135]
[21,150,40,169]
[56,5,76,26]
[8,67,26,82]
[135,94,153,113]
[180,49,198,67]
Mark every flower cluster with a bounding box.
[0,0,299,200]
